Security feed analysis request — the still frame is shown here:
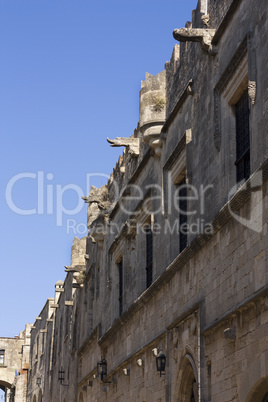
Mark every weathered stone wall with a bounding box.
[0,325,31,402]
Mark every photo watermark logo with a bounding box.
[5,170,264,236]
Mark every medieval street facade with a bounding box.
[1,0,268,400]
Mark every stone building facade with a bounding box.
[27,0,268,401]
[0,325,32,401]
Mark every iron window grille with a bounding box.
[179,177,187,252]
[235,89,250,182]
[146,226,153,288]
[118,260,123,316]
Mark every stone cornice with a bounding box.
[77,325,99,358]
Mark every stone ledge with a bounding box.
[202,285,268,335]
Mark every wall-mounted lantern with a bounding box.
[36,377,41,387]
[58,367,69,386]
[97,359,111,383]
[156,351,166,377]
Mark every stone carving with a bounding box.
[173,28,217,54]
[201,14,211,28]
[248,81,256,105]
[82,185,109,210]
[143,125,164,156]
[107,137,140,156]
[82,185,110,228]
[90,213,108,247]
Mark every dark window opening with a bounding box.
[146,225,153,288]
[262,392,268,402]
[191,380,198,402]
[118,260,123,316]
[235,89,250,182]
[179,177,187,252]
[72,313,78,350]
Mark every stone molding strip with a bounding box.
[212,0,243,45]
[162,79,193,134]
[78,325,99,358]
[105,330,166,381]
[98,158,268,346]
[202,285,268,335]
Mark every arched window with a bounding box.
[38,389,42,402]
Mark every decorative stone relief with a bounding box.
[173,28,217,55]
[248,81,256,105]
[89,213,108,248]
[82,185,110,228]
[107,137,140,156]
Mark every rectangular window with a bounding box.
[0,350,5,365]
[146,226,153,288]
[65,309,69,338]
[36,336,39,359]
[179,177,187,252]
[235,89,250,182]
[118,260,123,316]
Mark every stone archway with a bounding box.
[0,380,12,402]
[174,353,198,402]
[38,389,42,402]
[245,376,268,402]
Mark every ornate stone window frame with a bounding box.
[163,129,192,217]
[213,32,256,152]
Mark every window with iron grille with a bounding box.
[0,350,5,365]
[179,177,187,252]
[235,89,250,182]
[118,260,123,316]
[146,226,153,288]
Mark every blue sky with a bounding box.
[0,0,197,339]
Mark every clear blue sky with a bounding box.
[0,0,197,338]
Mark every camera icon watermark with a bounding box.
[228,170,263,233]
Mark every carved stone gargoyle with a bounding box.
[82,185,109,210]
[173,28,217,55]
[107,137,139,156]
[82,185,110,228]
[90,212,108,247]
